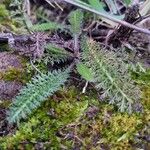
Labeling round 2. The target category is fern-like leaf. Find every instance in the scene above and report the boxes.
[30,22,64,31]
[69,9,83,35]
[81,38,140,112]
[42,54,69,66]
[45,44,70,65]
[7,69,70,123]
[46,44,70,56]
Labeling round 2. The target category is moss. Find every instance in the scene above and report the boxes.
[102,113,142,142]
[0,100,11,108]
[0,67,23,81]
[4,67,33,83]
[0,4,14,31]
[0,4,9,18]
[0,3,26,32]
[65,103,142,149]
[0,57,34,84]
[0,68,150,150]
[2,0,11,7]
[0,87,89,149]
[142,86,150,110]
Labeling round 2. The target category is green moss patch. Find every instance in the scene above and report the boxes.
[0,86,149,149]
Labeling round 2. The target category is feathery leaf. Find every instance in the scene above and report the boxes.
[46,44,70,56]
[30,22,64,31]
[80,38,140,112]
[7,69,70,123]
[69,9,83,35]
[45,44,70,65]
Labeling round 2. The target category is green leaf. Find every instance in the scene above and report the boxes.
[77,62,94,81]
[69,9,83,35]
[30,22,64,31]
[46,44,69,56]
[124,0,131,6]
[45,44,70,65]
[7,69,70,124]
[88,0,105,12]
[81,38,140,112]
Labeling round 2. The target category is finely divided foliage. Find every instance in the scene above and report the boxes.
[69,9,83,35]
[44,44,70,65]
[31,22,64,31]
[7,9,83,124]
[80,38,140,112]
[7,8,141,124]
[7,69,70,123]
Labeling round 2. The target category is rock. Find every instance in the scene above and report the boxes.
[0,52,23,100]
[0,52,22,72]
[0,80,22,100]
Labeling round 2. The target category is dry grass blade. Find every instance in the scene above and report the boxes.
[62,0,150,35]
[140,0,150,16]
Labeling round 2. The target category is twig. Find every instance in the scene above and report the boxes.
[62,0,150,35]
[44,0,55,8]
[30,59,44,75]
[82,81,88,94]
